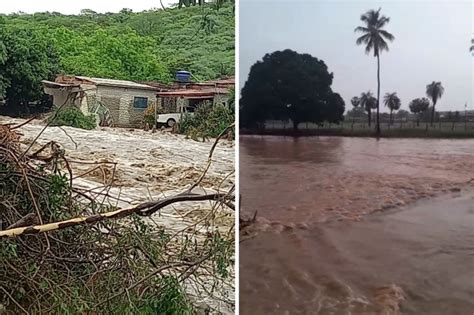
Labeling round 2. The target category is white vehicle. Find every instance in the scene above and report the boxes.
[156,105,196,127]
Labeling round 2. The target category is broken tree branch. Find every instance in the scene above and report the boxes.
[188,122,234,192]
[0,192,230,238]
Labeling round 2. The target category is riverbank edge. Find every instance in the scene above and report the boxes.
[240,128,474,139]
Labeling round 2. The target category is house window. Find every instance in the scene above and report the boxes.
[133,96,148,109]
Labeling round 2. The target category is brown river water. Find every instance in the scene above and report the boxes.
[239,136,474,315]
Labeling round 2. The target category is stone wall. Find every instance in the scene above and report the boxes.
[95,86,157,128]
[81,86,97,115]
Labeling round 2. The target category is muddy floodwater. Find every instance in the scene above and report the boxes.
[240,136,474,314]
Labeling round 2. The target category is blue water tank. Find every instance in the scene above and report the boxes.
[176,71,191,83]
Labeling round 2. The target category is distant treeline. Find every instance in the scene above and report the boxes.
[0,4,234,109]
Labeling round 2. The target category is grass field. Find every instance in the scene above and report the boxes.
[242,120,474,138]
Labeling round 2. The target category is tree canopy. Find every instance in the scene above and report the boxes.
[0,25,59,107]
[359,91,377,126]
[239,49,345,130]
[409,97,430,115]
[354,8,394,57]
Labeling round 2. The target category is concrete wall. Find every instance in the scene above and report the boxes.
[95,86,157,128]
[44,87,84,108]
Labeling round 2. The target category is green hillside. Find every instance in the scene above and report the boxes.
[0,4,234,107]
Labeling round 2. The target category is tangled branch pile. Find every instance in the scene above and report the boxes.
[0,121,234,314]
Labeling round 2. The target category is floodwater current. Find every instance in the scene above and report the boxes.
[240,136,474,314]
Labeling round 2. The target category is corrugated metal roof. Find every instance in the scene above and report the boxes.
[42,80,80,88]
[75,76,157,90]
[157,87,229,98]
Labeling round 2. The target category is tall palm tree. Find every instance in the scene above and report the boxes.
[360,91,377,126]
[383,92,401,124]
[355,8,395,136]
[426,81,444,126]
[470,39,474,52]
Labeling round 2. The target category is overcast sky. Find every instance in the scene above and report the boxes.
[0,0,177,14]
[240,0,473,112]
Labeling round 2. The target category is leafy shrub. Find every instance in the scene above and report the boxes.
[48,106,97,130]
[179,102,234,139]
[143,103,156,127]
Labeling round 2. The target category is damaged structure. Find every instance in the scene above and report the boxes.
[42,76,158,127]
[43,75,234,128]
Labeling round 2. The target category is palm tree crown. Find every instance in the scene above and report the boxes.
[383,92,401,111]
[426,81,444,105]
[355,8,395,57]
[360,91,377,111]
[351,96,360,107]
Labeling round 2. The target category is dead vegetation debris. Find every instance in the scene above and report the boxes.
[0,119,235,314]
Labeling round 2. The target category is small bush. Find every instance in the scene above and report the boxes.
[48,106,96,130]
[180,103,234,140]
[143,103,156,127]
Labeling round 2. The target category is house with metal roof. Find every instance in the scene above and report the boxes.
[42,75,159,128]
[42,75,234,128]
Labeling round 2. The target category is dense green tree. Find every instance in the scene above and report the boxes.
[383,92,401,124]
[52,27,170,81]
[347,97,364,120]
[425,81,444,126]
[409,97,430,126]
[351,96,360,108]
[359,91,377,126]
[240,49,345,131]
[0,39,7,99]
[0,17,8,98]
[1,3,234,85]
[177,0,233,9]
[395,109,410,120]
[355,8,395,136]
[0,25,59,112]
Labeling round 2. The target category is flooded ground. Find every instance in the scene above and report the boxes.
[240,135,474,314]
[0,116,235,313]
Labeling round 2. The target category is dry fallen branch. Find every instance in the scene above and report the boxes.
[188,122,235,192]
[0,193,228,238]
[0,117,235,313]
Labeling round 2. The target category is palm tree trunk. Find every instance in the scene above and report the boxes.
[376,54,381,136]
[430,101,436,126]
[390,109,393,125]
[368,110,371,126]
[292,120,299,132]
